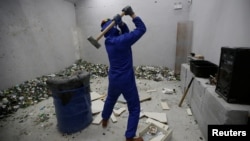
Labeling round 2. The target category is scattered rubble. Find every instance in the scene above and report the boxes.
[0,59,178,119]
[162,88,176,94]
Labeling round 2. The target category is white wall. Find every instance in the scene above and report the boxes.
[1,0,249,90]
[76,0,190,68]
[189,0,250,65]
[0,0,77,90]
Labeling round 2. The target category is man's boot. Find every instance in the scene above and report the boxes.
[101,119,108,128]
[126,137,143,141]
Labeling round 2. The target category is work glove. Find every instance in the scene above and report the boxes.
[122,5,134,16]
[113,14,122,26]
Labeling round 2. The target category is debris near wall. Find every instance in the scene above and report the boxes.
[134,66,176,81]
[58,59,109,77]
[0,59,177,119]
[59,59,177,81]
[0,76,51,119]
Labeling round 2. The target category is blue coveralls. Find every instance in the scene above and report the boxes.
[101,17,146,138]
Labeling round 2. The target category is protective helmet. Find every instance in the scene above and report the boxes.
[101,18,111,30]
[100,18,120,37]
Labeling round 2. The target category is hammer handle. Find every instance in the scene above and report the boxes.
[96,12,125,41]
[178,77,194,107]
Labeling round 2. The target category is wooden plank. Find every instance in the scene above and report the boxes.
[174,21,193,75]
[118,94,151,103]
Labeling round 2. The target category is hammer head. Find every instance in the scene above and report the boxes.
[87,36,101,49]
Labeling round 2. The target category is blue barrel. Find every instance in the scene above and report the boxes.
[46,71,92,134]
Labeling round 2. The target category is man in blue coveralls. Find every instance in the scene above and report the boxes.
[100,6,146,141]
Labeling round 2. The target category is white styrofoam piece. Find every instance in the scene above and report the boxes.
[111,113,117,123]
[91,99,104,114]
[162,88,174,94]
[146,89,157,93]
[150,134,165,141]
[118,94,151,103]
[140,94,152,102]
[92,112,102,125]
[144,112,167,123]
[113,107,126,116]
[139,123,173,141]
[140,112,146,118]
[146,118,169,131]
[90,91,104,101]
[187,108,192,116]
[161,101,170,110]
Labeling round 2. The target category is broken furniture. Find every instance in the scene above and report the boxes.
[181,63,250,140]
[46,70,92,134]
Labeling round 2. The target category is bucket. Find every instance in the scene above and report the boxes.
[46,70,92,134]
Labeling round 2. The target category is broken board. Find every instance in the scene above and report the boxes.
[161,101,170,110]
[139,123,173,141]
[144,112,168,123]
[146,118,169,131]
[91,91,105,101]
[91,99,104,114]
[113,107,126,116]
[92,112,102,125]
[187,108,192,116]
[118,94,151,103]
[174,21,193,75]
[111,113,117,123]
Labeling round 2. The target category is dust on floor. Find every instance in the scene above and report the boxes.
[0,77,204,141]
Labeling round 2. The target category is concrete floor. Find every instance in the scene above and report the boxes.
[0,77,204,141]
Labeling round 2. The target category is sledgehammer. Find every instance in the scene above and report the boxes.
[87,12,125,49]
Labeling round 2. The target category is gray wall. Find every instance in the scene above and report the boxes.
[1,0,250,90]
[76,0,190,68]
[189,0,250,65]
[0,0,78,90]
[77,0,250,68]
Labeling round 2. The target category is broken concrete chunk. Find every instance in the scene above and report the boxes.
[139,123,173,141]
[113,107,126,116]
[162,88,175,94]
[139,94,152,102]
[144,112,167,123]
[140,112,146,118]
[187,108,192,116]
[148,125,158,135]
[92,112,102,125]
[146,89,157,93]
[90,91,105,101]
[160,101,170,110]
[146,118,169,131]
[91,99,104,114]
[111,113,117,123]
[118,94,151,104]
[150,134,165,141]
